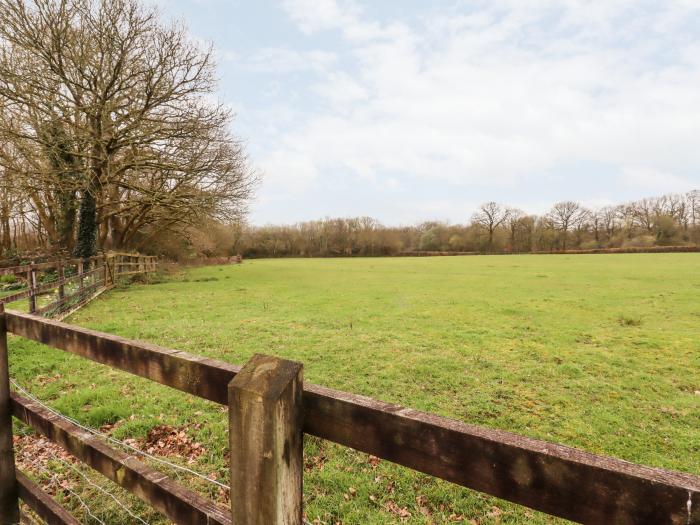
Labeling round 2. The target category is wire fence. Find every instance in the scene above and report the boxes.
[7,379,337,525]
[11,379,230,492]
[55,457,149,525]
[0,253,156,319]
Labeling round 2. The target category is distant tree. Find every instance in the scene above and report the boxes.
[448,234,465,251]
[688,190,700,228]
[598,206,619,242]
[504,208,525,252]
[418,230,438,251]
[589,210,602,243]
[472,202,509,252]
[631,198,657,233]
[547,201,588,250]
[659,194,686,225]
[655,215,679,245]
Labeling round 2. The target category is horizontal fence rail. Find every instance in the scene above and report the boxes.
[0,252,157,319]
[16,470,81,525]
[10,391,231,525]
[3,310,700,524]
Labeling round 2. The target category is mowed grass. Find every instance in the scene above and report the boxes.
[8,254,700,524]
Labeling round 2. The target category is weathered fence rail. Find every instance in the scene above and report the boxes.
[1,309,699,524]
[0,252,157,319]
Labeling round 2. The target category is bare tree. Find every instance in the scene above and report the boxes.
[687,190,700,228]
[472,202,509,251]
[631,198,658,233]
[599,206,619,241]
[547,201,588,250]
[661,193,689,229]
[590,210,602,243]
[0,0,256,255]
[504,208,525,252]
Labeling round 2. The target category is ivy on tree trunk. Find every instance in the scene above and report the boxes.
[73,186,97,259]
[41,120,80,252]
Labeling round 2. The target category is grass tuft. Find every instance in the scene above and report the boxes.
[618,314,643,327]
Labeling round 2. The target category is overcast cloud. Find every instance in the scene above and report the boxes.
[162,0,700,224]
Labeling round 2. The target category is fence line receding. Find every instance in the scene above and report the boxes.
[0,253,157,320]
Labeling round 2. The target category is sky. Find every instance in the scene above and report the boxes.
[158,0,700,225]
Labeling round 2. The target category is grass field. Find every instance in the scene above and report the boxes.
[8,254,700,524]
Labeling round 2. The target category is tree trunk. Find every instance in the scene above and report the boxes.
[0,203,10,253]
[74,185,98,259]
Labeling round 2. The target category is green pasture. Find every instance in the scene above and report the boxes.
[7,254,700,523]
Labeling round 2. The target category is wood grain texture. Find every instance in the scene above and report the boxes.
[16,471,80,525]
[229,354,303,525]
[6,311,700,524]
[10,392,231,525]
[0,305,19,525]
[0,256,105,277]
[302,383,700,525]
[5,311,240,402]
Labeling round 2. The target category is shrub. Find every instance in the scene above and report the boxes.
[655,215,680,245]
[579,240,602,250]
[622,235,656,248]
[0,274,17,285]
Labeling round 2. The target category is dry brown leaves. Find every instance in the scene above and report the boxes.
[13,433,79,497]
[305,452,327,472]
[123,424,206,464]
[385,500,412,521]
[14,434,75,474]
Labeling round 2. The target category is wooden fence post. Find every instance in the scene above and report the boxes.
[78,260,84,290]
[103,254,113,286]
[0,304,19,524]
[57,261,65,301]
[27,264,36,314]
[228,354,303,525]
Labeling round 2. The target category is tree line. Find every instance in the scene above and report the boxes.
[0,0,256,260]
[225,190,700,259]
[0,1,696,263]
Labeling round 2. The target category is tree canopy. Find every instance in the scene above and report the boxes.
[0,0,256,256]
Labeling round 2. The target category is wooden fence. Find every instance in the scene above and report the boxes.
[0,309,698,524]
[0,253,157,319]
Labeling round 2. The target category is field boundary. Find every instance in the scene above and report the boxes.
[241,245,699,259]
[0,310,698,524]
[0,252,157,319]
[399,245,699,257]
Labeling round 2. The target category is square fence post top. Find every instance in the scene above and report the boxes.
[229,354,303,400]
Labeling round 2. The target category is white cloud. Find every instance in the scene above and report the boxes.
[263,1,700,196]
[244,48,337,74]
[620,167,693,194]
[281,0,360,34]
